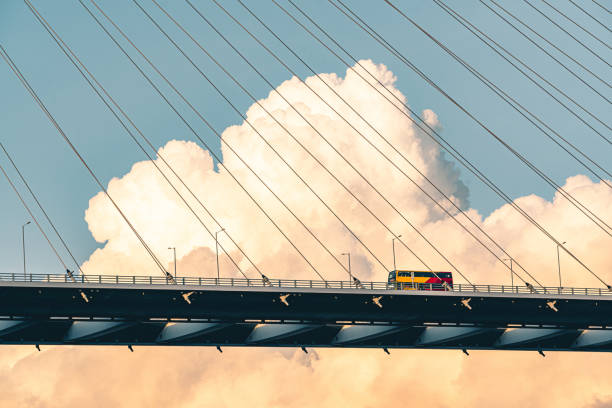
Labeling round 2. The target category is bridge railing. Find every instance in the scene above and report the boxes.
[0,273,610,296]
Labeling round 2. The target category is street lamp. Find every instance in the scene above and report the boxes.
[341,252,352,281]
[503,258,513,287]
[168,247,177,278]
[557,241,566,288]
[22,221,31,278]
[392,234,402,271]
[215,228,225,280]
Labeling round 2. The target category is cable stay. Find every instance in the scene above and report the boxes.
[1,143,85,275]
[0,144,90,301]
[213,0,478,285]
[0,43,174,284]
[0,158,68,272]
[411,1,612,187]
[185,0,462,282]
[434,0,612,143]
[522,0,611,68]
[334,0,611,286]
[569,0,612,33]
[27,0,257,281]
[335,0,612,287]
[135,0,393,277]
[84,0,333,282]
[484,0,612,100]
[379,0,612,236]
[540,0,612,51]
[271,0,547,287]
[3,0,608,290]
[590,0,611,15]
[274,0,610,288]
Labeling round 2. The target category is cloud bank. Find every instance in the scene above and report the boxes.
[3,60,611,407]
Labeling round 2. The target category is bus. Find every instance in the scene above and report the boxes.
[388,270,453,291]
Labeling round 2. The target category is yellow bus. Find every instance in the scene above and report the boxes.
[388,270,453,290]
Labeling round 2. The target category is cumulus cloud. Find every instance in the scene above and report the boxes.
[4,60,611,406]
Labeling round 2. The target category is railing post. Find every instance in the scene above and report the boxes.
[294,279,297,288]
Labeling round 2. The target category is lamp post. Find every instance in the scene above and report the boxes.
[341,252,352,281]
[503,258,513,287]
[392,234,402,271]
[22,221,31,278]
[215,228,225,280]
[168,247,176,278]
[557,241,566,288]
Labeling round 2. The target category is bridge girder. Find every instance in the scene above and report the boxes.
[0,280,610,352]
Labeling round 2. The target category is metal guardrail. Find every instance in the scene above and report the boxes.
[0,272,611,297]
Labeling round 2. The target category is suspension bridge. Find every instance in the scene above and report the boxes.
[0,0,610,355]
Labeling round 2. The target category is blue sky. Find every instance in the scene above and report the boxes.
[0,0,610,275]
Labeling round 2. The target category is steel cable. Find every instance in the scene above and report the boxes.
[87,0,335,281]
[52,0,257,280]
[332,0,612,287]
[0,42,174,282]
[333,0,611,286]
[275,0,611,288]
[0,153,68,271]
[214,0,478,284]
[380,0,612,236]
[435,0,612,143]
[570,0,612,33]
[522,0,611,68]
[377,0,612,235]
[186,0,443,277]
[541,0,612,51]
[1,142,85,274]
[485,0,612,99]
[141,0,392,275]
[272,0,549,286]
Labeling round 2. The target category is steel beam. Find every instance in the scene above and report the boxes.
[572,330,612,348]
[494,328,569,347]
[332,325,402,344]
[0,320,32,336]
[415,326,489,346]
[156,322,228,343]
[246,324,319,343]
[64,321,132,341]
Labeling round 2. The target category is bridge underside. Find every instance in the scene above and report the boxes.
[2,319,612,353]
[0,281,611,352]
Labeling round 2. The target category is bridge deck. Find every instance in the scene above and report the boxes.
[0,274,610,352]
